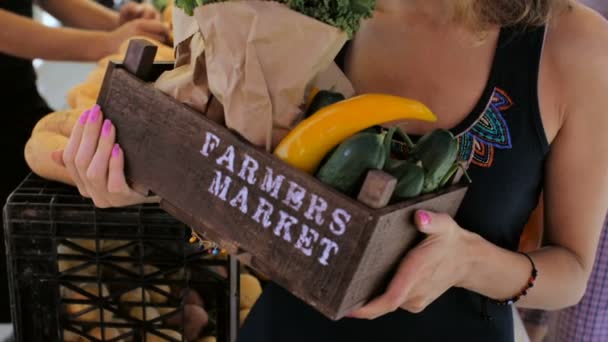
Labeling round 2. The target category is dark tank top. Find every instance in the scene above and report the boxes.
[237,25,549,342]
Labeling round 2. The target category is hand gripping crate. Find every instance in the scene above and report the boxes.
[97,40,468,320]
[3,174,239,342]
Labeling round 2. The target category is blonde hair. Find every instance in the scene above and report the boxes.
[454,0,570,29]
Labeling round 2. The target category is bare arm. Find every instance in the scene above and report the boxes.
[462,6,608,310]
[0,6,168,62]
[37,0,120,31]
[37,0,162,31]
[0,9,112,61]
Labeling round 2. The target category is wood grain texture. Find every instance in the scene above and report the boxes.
[98,65,375,319]
[124,39,158,81]
[97,45,470,319]
[357,170,397,209]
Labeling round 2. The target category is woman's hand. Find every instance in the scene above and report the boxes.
[52,105,159,208]
[348,210,476,319]
[119,2,161,25]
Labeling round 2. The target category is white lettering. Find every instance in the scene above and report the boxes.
[260,167,284,199]
[273,211,298,242]
[295,224,319,257]
[216,146,235,172]
[329,209,351,236]
[229,186,249,214]
[304,194,328,226]
[200,132,221,157]
[252,197,273,228]
[318,238,339,266]
[208,170,232,200]
[283,181,306,211]
[238,155,259,185]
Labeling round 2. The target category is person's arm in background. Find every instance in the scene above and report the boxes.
[36,0,160,31]
[0,9,168,61]
[0,0,168,62]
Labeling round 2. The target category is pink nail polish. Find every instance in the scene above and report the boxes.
[79,110,90,125]
[112,144,121,158]
[102,119,112,137]
[418,211,431,225]
[88,104,101,123]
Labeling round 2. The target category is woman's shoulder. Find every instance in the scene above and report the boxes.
[545,3,608,84]
[543,2,608,132]
[546,2,608,60]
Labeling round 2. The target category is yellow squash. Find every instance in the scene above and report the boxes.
[274,94,437,173]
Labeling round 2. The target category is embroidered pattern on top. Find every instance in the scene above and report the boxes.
[457,87,513,168]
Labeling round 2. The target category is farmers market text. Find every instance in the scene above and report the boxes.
[200,131,351,267]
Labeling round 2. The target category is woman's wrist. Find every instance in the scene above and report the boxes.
[455,228,483,289]
[91,31,117,61]
[456,230,537,302]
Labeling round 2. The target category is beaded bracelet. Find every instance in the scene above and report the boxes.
[494,252,538,305]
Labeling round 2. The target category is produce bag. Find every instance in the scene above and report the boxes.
[155,33,210,114]
[155,0,372,151]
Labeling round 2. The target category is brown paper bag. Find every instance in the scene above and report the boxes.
[195,1,348,150]
[156,1,351,151]
[155,33,211,114]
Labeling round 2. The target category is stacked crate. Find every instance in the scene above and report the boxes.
[3,174,239,342]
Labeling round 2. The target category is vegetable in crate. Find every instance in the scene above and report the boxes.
[274,94,437,173]
[389,160,425,200]
[305,90,346,118]
[411,129,459,193]
[380,126,424,200]
[316,131,387,196]
[175,0,376,37]
[382,127,466,201]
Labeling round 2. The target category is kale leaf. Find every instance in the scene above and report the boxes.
[174,0,375,37]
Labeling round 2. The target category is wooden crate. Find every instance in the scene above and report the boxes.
[98,40,468,320]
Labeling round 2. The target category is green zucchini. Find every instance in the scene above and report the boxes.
[383,126,415,170]
[411,129,458,193]
[389,160,425,200]
[305,90,346,118]
[316,132,387,196]
[383,127,400,171]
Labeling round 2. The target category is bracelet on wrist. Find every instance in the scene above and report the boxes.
[493,252,538,306]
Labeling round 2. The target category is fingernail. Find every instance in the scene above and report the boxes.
[88,104,101,123]
[79,110,90,125]
[112,144,120,158]
[418,211,432,226]
[102,119,112,137]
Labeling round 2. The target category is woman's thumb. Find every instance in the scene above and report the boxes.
[414,210,450,235]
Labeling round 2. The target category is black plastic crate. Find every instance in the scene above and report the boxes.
[4,174,239,342]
